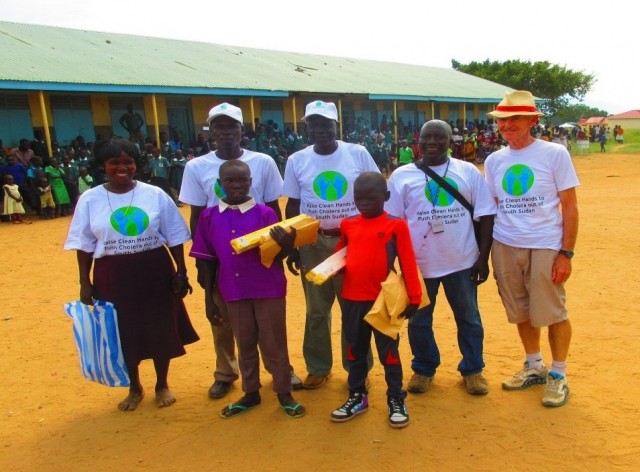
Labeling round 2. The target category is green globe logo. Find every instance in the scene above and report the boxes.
[424,177,457,206]
[110,207,149,236]
[313,171,348,201]
[502,164,535,196]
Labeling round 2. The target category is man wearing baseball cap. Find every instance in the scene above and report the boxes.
[283,100,378,389]
[180,103,303,398]
[484,91,579,407]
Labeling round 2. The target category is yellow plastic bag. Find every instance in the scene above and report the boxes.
[364,268,430,339]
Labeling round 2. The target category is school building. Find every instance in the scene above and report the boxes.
[0,21,514,154]
[606,110,640,130]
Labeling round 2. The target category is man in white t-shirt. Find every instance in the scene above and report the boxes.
[283,100,378,389]
[386,119,496,396]
[485,91,579,408]
[179,103,292,399]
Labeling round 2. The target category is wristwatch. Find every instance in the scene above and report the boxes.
[558,249,574,259]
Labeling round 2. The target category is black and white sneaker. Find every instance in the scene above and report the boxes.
[387,397,409,428]
[330,393,369,422]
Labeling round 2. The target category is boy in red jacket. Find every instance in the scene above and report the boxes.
[330,172,422,428]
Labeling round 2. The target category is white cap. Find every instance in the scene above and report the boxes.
[302,100,339,121]
[206,103,243,125]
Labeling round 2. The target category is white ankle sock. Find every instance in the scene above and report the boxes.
[550,360,567,377]
[526,353,544,370]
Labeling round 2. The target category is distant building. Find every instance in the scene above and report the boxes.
[607,110,640,130]
[579,117,609,126]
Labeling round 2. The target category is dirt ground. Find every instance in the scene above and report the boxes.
[1,153,639,472]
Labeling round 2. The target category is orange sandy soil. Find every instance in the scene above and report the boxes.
[1,153,639,472]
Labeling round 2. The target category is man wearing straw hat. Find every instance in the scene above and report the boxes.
[485,91,579,407]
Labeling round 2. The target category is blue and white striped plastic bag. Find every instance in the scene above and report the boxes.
[64,300,130,387]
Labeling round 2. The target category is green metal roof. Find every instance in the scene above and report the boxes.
[0,21,511,102]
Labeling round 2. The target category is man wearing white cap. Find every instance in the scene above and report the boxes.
[180,102,295,399]
[283,100,378,389]
[485,91,579,407]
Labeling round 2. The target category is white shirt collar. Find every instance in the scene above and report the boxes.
[219,197,256,213]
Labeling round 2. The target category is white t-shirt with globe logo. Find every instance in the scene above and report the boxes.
[386,158,496,278]
[64,182,190,258]
[179,150,283,208]
[484,139,579,250]
[282,141,379,229]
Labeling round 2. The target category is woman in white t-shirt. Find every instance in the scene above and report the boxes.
[65,139,199,412]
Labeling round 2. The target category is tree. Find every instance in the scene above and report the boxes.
[553,104,609,126]
[451,59,597,118]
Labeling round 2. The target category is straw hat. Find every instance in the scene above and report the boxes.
[488,91,544,118]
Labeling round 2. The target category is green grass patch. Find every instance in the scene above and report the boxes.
[570,128,640,155]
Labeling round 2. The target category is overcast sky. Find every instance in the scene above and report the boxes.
[1,0,635,115]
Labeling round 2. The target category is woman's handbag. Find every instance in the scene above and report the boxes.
[64,300,130,387]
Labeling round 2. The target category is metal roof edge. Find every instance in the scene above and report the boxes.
[369,94,503,103]
[0,81,289,97]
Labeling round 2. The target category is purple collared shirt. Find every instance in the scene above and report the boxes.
[189,199,286,302]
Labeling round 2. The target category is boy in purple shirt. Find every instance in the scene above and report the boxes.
[190,160,305,419]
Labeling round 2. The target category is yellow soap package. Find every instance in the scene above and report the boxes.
[229,214,320,268]
[258,216,321,268]
[305,247,347,285]
[230,214,319,254]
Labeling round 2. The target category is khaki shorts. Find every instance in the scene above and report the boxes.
[491,240,567,328]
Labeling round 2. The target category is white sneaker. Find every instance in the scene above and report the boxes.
[387,396,409,429]
[330,393,369,422]
[502,362,548,390]
[542,374,569,407]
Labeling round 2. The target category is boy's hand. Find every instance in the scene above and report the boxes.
[270,226,296,252]
[399,304,419,320]
[205,299,224,326]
